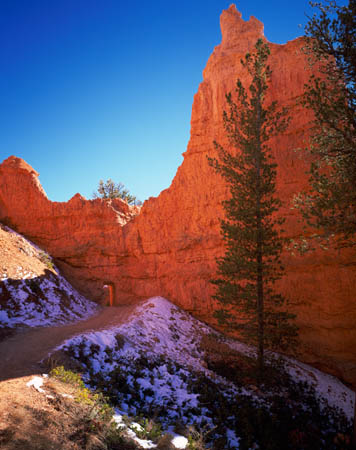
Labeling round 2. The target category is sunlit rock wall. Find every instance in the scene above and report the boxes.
[1,5,355,388]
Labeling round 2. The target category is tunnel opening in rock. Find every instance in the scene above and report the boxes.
[103,283,114,306]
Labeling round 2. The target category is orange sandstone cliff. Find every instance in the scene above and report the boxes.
[0,5,355,388]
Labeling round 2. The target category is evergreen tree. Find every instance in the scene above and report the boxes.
[296,1,356,443]
[294,0,356,247]
[208,39,298,379]
[92,179,141,205]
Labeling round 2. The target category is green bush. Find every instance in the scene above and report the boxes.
[134,417,163,442]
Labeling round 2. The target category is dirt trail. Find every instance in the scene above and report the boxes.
[0,304,141,381]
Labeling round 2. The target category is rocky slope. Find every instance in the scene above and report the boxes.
[0,5,355,388]
[54,296,354,448]
[0,224,98,332]
[1,297,353,450]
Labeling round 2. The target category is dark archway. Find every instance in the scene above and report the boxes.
[103,283,115,306]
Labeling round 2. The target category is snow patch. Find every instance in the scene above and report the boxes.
[26,376,45,394]
[171,435,189,449]
[55,296,354,449]
[1,226,99,329]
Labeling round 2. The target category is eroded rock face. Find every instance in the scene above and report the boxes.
[0,5,355,388]
[0,155,140,305]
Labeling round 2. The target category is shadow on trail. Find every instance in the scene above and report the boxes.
[0,293,141,382]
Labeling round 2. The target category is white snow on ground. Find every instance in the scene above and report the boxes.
[125,429,156,449]
[59,297,246,402]
[226,336,355,419]
[0,271,99,328]
[26,376,45,393]
[112,410,189,449]
[57,297,242,447]
[284,356,355,420]
[113,413,157,448]
[27,372,188,449]
[59,297,209,372]
[26,376,160,449]
[1,267,38,281]
[56,296,354,449]
[171,435,189,449]
[0,230,99,328]
[59,297,354,419]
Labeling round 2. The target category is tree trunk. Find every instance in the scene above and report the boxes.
[353,389,356,448]
[256,99,264,384]
[257,239,264,383]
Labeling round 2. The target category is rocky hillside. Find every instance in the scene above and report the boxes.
[0,225,354,448]
[0,4,355,390]
[0,224,98,336]
[1,296,354,449]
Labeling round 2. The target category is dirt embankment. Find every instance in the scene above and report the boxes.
[0,304,142,449]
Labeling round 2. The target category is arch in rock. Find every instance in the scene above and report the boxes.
[103,283,115,307]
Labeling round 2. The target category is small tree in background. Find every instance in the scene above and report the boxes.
[208,39,298,380]
[92,179,142,205]
[294,0,356,248]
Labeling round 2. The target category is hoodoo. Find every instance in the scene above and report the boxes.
[0,5,355,388]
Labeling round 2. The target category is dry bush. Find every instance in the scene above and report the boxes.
[42,350,83,373]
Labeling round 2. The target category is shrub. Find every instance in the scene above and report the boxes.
[92,179,142,206]
[38,250,54,270]
[134,417,163,442]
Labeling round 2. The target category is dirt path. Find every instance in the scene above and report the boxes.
[0,304,141,381]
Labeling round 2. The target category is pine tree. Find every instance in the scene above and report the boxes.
[294,0,356,247]
[208,39,298,379]
[295,1,356,443]
[92,179,141,205]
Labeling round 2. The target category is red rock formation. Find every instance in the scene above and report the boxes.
[0,5,355,388]
[0,155,139,304]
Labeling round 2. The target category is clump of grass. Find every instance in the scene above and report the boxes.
[50,365,85,387]
[186,425,213,449]
[50,366,113,423]
[134,417,163,442]
[155,433,176,449]
[49,366,124,448]
[38,250,54,270]
[49,366,171,449]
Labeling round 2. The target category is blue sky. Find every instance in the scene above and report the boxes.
[1,0,316,202]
